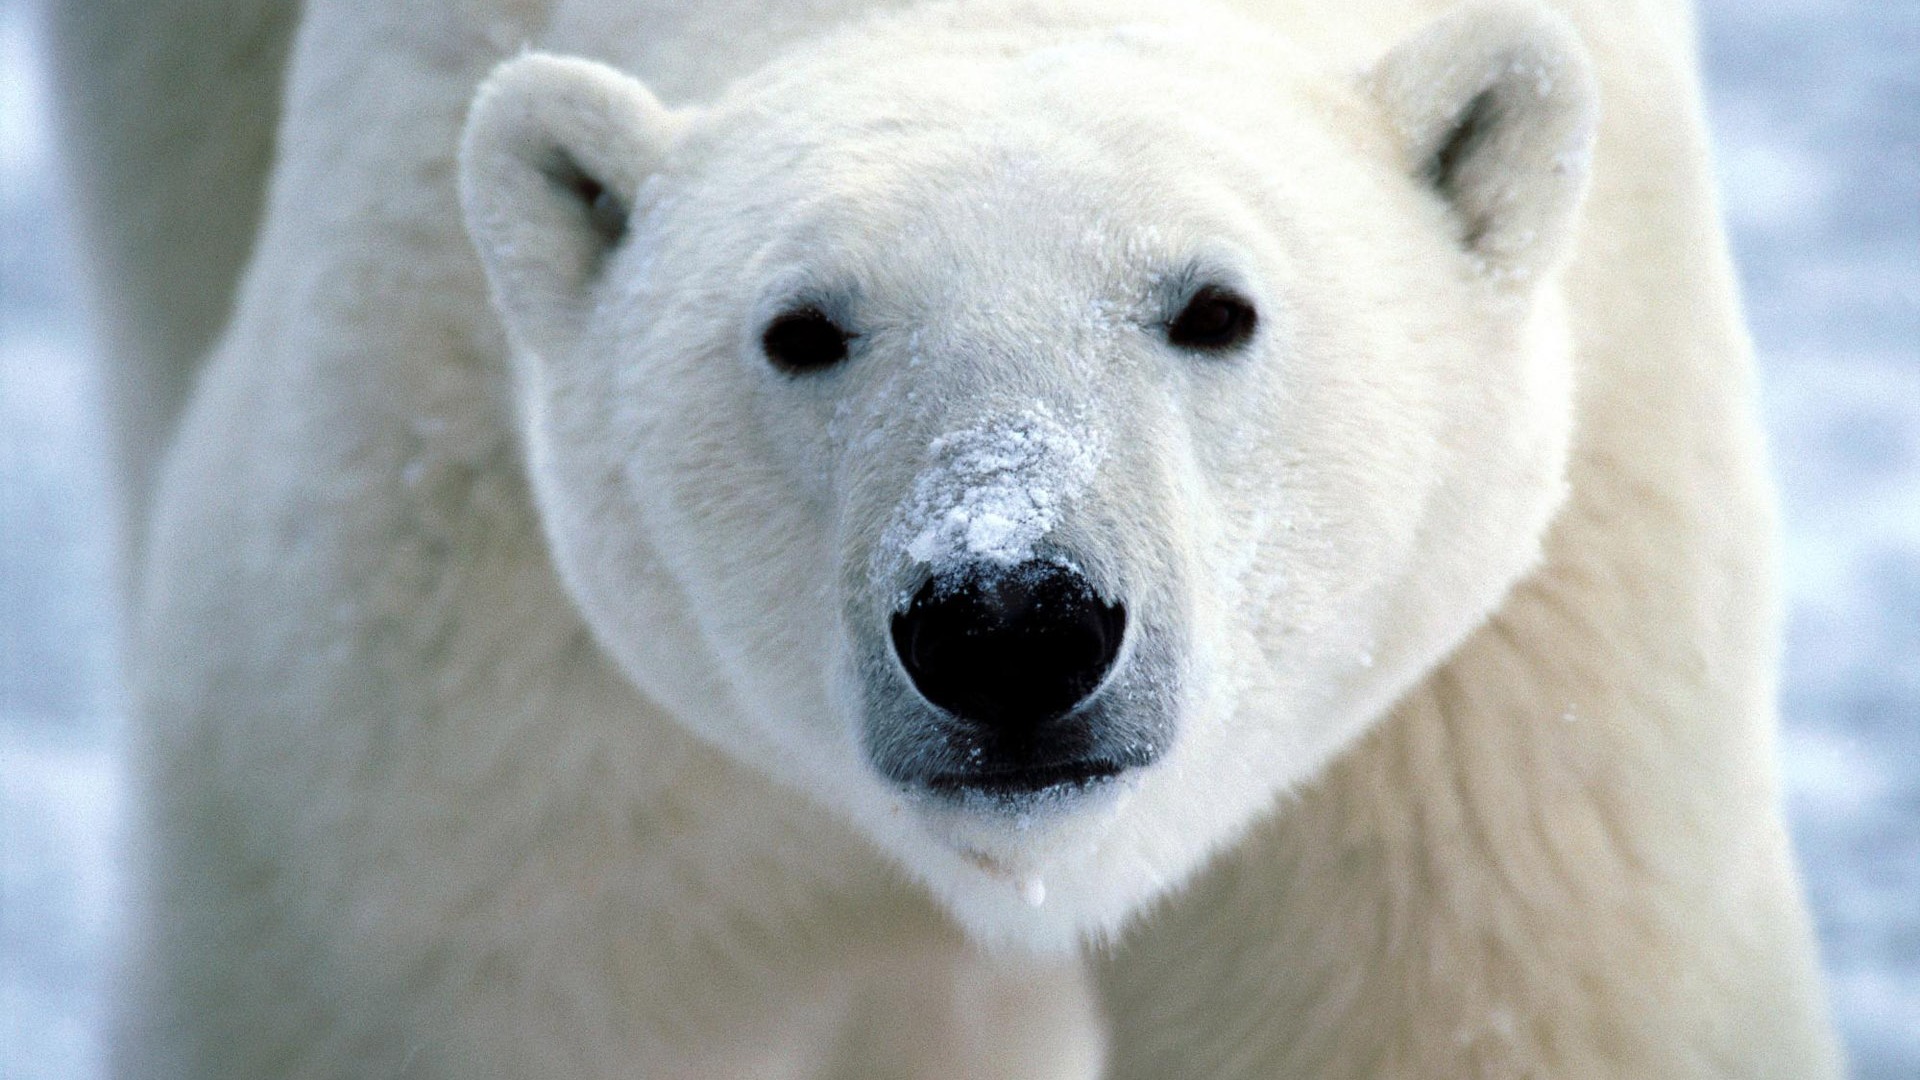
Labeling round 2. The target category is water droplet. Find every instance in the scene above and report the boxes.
[1018,877,1047,907]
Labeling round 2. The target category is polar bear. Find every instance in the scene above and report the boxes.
[50,0,1842,1076]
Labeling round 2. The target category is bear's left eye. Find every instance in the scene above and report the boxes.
[762,308,852,374]
[1167,286,1258,352]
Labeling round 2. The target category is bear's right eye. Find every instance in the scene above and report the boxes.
[1167,286,1258,352]
[762,309,852,374]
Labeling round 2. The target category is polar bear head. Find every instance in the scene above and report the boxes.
[460,0,1597,948]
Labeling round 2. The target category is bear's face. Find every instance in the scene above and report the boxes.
[461,3,1596,946]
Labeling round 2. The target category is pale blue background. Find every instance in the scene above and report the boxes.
[2,1,1914,1075]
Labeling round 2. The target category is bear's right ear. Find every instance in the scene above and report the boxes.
[1367,2,1598,285]
[459,53,681,360]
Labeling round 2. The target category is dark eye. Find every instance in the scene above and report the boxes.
[1167,286,1257,351]
[762,308,851,373]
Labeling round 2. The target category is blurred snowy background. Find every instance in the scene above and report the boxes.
[1,0,1913,1075]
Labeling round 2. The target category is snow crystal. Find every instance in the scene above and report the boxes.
[890,405,1104,572]
[1551,145,1592,176]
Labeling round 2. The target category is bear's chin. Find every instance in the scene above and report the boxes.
[859,766,1155,947]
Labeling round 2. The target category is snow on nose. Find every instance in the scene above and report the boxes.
[889,404,1105,574]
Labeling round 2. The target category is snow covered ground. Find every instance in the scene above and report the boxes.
[2,1,1914,1075]
[1699,3,1920,1072]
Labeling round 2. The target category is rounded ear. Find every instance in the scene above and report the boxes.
[1368,1,1599,285]
[459,53,681,360]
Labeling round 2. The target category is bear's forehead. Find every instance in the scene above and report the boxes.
[709,129,1250,321]
[692,16,1349,169]
[685,73,1279,253]
[674,27,1380,248]
[638,25,1398,325]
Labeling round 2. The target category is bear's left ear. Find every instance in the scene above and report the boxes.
[459,53,683,360]
[1368,1,1599,284]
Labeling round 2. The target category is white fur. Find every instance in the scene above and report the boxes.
[53,0,1843,1076]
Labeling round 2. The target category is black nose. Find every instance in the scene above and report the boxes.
[891,562,1126,734]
